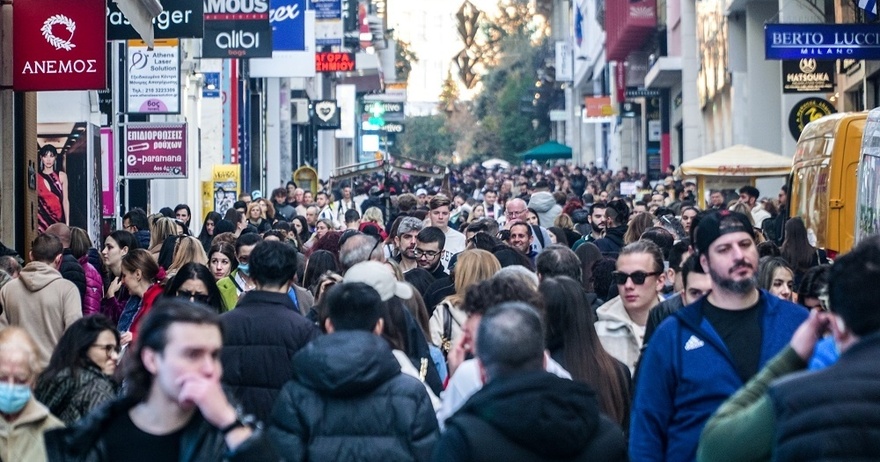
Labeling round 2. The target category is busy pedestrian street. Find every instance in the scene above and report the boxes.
[1,0,880,460]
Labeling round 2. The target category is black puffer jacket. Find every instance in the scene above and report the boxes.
[594,225,627,257]
[220,290,320,421]
[60,249,86,302]
[44,395,278,461]
[268,331,439,462]
[435,371,627,461]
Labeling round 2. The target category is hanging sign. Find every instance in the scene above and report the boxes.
[765,24,880,60]
[107,0,204,40]
[127,39,181,114]
[13,0,107,91]
[124,123,188,179]
[203,0,273,58]
[788,97,836,141]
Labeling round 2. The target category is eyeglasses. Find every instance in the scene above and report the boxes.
[91,344,121,355]
[178,291,211,304]
[611,271,661,285]
[413,249,440,259]
[506,209,526,217]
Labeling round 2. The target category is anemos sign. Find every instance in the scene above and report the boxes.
[13,0,106,91]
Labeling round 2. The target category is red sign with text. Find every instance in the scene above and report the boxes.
[315,52,355,73]
[13,0,107,91]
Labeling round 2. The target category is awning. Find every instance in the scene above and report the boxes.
[520,141,573,161]
[680,145,793,177]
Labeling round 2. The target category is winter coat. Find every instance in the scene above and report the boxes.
[44,395,278,462]
[78,255,104,316]
[594,294,662,374]
[528,191,563,228]
[100,282,130,325]
[0,397,64,462]
[435,371,627,461]
[60,249,87,302]
[127,283,164,342]
[268,331,439,462]
[133,230,151,250]
[594,224,627,257]
[217,269,246,311]
[630,291,807,462]
[220,290,320,421]
[0,261,82,367]
[34,363,117,425]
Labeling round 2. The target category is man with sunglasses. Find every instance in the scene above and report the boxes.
[594,240,666,374]
[630,210,807,462]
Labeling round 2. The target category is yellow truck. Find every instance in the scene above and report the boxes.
[789,111,867,259]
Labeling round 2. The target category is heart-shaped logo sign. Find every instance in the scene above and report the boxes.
[315,101,336,122]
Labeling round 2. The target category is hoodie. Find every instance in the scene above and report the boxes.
[437,371,627,461]
[528,191,563,228]
[268,331,439,462]
[0,262,82,367]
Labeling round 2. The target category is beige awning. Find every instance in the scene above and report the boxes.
[680,145,793,177]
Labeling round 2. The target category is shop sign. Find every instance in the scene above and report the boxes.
[316,52,355,72]
[782,59,835,93]
[124,123,188,179]
[766,24,880,60]
[127,39,180,114]
[107,0,203,39]
[788,97,836,141]
[13,0,106,91]
[203,0,272,58]
[312,100,341,129]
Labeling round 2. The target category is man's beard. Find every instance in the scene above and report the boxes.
[709,262,757,295]
[590,221,604,233]
[401,248,416,261]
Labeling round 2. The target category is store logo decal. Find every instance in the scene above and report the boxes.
[315,101,336,121]
[42,15,76,51]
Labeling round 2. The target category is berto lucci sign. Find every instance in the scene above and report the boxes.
[13,0,106,91]
[766,24,880,60]
[203,0,273,58]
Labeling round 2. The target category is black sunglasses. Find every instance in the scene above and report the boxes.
[611,270,661,285]
[178,291,211,304]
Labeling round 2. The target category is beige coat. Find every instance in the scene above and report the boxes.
[0,262,82,367]
[0,397,64,462]
[594,294,661,374]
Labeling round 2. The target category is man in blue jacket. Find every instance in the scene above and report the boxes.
[630,210,807,461]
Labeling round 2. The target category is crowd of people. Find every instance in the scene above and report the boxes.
[0,160,877,461]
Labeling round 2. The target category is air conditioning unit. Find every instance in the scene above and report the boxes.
[291,99,310,125]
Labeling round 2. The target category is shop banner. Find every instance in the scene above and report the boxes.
[782,59,835,93]
[107,0,204,40]
[765,24,880,60]
[270,0,307,50]
[203,0,272,58]
[127,39,180,114]
[124,123,187,179]
[313,0,343,46]
[13,0,106,91]
[100,127,116,217]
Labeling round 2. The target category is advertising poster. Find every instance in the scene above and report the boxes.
[13,0,106,91]
[36,123,97,233]
[124,123,188,179]
[212,165,241,217]
[203,0,272,58]
[100,127,116,218]
[313,0,343,46]
[127,39,180,114]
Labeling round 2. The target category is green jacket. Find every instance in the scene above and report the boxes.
[697,346,806,462]
[217,270,245,312]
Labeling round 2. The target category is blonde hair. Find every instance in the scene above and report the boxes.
[166,236,208,277]
[623,212,656,245]
[247,202,264,220]
[446,249,500,306]
[554,213,574,230]
[363,207,384,225]
[150,217,177,249]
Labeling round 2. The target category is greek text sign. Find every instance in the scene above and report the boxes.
[127,40,180,114]
[13,0,107,91]
[765,24,880,60]
[124,123,188,179]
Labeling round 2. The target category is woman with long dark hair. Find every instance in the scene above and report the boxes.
[302,250,339,296]
[37,144,68,232]
[100,230,138,324]
[540,276,632,429]
[197,211,223,254]
[163,262,224,313]
[292,215,312,244]
[780,217,829,286]
[35,315,120,424]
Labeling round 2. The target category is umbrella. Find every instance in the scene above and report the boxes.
[680,145,792,177]
[481,158,511,169]
[520,141,573,161]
